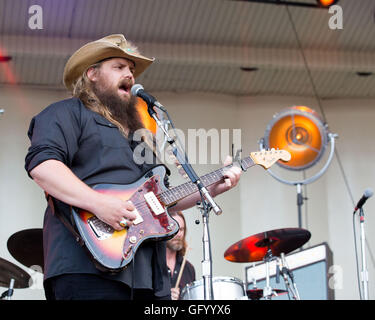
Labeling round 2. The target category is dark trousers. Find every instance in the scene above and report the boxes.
[45,273,170,300]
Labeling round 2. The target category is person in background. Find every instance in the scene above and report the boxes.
[166,211,195,300]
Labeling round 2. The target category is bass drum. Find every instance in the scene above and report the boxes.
[180,276,247,300]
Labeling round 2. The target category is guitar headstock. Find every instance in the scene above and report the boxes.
[250,149,291,169]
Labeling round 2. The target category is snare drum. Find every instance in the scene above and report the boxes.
[180,276,247,300]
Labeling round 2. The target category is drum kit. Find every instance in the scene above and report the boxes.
[0,229,43,300]
[1,227,310,301]
[181,227,311,300]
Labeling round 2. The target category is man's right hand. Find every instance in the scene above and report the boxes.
[171,287,180,300]
[92,193,137,231]
[30,160,137,231]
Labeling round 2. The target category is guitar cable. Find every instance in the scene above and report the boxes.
[131,248,135,300]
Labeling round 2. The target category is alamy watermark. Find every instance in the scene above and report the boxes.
[132,128,242,166]
[328,5,343,30]
[28,5,43,30]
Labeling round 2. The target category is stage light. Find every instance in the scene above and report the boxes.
[0,55,12,62]
[317,0,338,7]
[136,98,157,134]
[260,106,337,228]
[263,106,328,171]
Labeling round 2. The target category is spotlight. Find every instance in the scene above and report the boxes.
[317,0,339,7]
[263,106,328,171]
[0,55,12,62]
[260,106,338,228]
[136,98,157,134]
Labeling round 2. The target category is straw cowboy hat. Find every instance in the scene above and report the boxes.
[63,34,154,91]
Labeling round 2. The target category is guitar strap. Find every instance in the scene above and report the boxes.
[45,192,122,274]
[45,192,85,247]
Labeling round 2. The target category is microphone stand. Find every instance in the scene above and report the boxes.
[358,208,369,300]
[0,278,14,300]
[147,104,221,300]
[280,253,300,300]
[197,200,215,300]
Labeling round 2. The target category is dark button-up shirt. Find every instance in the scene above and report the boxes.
[25,97,171,297]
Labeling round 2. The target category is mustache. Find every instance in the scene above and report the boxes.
[118,78,133,90]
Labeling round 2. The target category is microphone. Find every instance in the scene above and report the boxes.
[131,84,166,116]
[354,188,374,213]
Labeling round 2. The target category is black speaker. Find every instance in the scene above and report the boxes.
[245,242,334,300]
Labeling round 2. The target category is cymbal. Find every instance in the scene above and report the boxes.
[7,229,44,273]
[246,288,288,300]
[224,228,311,262]
[0,257,31,288]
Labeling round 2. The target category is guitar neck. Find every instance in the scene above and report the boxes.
[160,156,255,206]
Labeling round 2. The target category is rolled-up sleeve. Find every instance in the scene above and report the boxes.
[25,100,82,178]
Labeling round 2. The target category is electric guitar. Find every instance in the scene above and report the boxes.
[71,149,291,272]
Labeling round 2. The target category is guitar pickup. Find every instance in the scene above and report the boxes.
[144,192,165,215]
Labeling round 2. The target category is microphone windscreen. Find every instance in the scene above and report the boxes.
[364,188,374,198]
[131,84,144,96]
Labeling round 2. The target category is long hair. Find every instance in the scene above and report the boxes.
[171,211,189,257]
[72,62,132,137]
[71,59,161,164]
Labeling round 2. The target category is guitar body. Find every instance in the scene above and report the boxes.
[71,165,179,272]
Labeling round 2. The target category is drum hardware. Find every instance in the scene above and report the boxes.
[0,257,32,300]
[181,276,247,300]
[279,252,300,300]
[224,228,310,300]
[246,288,288,300]
[1,279,15,300]
[224,228,311,263]
[7,228,44,273]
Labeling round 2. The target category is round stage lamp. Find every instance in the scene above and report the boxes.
[136,97,157,134]
[263,106,328,171]
[259,106,338,229]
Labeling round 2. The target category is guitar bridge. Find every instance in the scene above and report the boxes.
[88,216,114,240]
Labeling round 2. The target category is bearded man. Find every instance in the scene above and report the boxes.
[25,34,241,300]
[166,211,195,300]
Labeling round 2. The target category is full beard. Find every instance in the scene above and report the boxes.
[92,79,144,134]
[167,239,184,252]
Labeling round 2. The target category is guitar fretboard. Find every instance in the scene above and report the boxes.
[159,156,255,206]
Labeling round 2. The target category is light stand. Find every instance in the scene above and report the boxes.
[259,132,337,229]
[145,100,221,300]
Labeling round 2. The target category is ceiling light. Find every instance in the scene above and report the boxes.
[0,56,12,62]
[317,0,339,7]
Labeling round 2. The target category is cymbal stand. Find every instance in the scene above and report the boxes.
[0,278,15,300]
[263,248,276,299]
[280,253,300,300]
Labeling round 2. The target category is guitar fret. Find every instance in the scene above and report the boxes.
[160,156,259,206]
